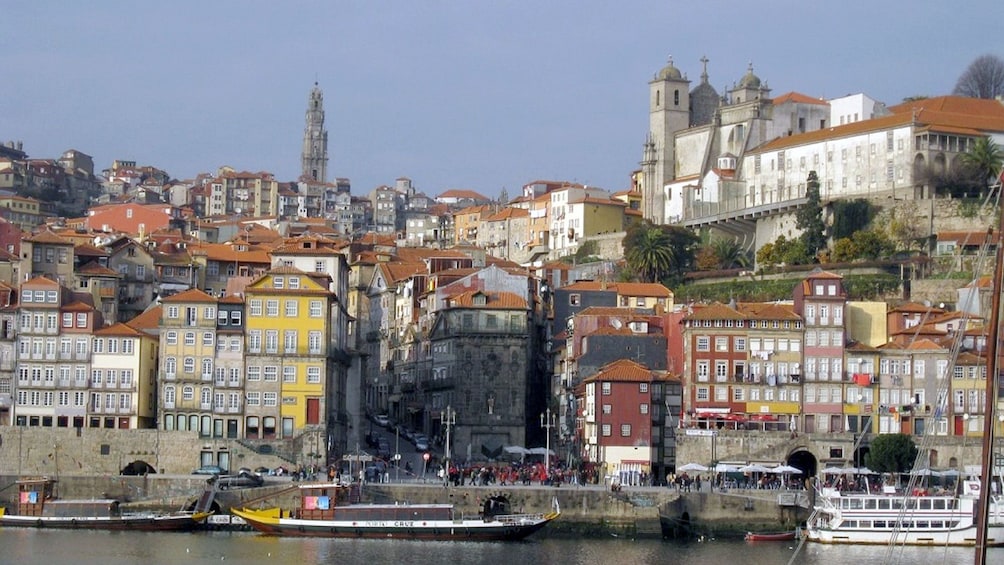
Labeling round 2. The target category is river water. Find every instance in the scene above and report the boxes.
[0,529,998,565]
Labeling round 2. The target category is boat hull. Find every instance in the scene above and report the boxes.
[805,523,1004,546]
[0,511,211,532]
[745,531,797,542]
[231,507,557,541]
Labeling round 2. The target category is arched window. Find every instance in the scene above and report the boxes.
[674,89,679,105]
[656,90,661,107]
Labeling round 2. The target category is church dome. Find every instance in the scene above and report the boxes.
[657,57,683,80]
[738,63,761,89]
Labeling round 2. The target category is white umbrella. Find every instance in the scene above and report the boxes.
[940,469,961,477]
[714,463,739,473]
[914,468,942,477]
[853,466,877,475]
[504,446,529,455]
[821,466,854,475]
[527,447,555,456]
[739,464,772,473]
[677,463,709,473]
[772,465,802,474]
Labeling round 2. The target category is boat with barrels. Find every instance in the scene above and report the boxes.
[231,481,559,540]
[0,477,211,531]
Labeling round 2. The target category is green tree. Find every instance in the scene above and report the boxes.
[625,225,674,283]
[830,237,859,262]
[962,136,1003,195]
[796,171,827,260]
[865,433,919,474]
[711,237,751,269]
[623,221,698,284]
[851,228,896,260]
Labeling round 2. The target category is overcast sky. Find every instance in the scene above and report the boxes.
[2,1,999,198]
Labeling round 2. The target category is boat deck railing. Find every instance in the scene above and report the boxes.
[494,512,545,524]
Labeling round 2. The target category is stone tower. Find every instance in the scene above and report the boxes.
[643,57,690,224]
[301,82,329,182]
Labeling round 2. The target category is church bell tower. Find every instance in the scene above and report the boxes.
[301,83,329,182]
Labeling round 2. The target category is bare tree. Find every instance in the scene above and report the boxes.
[953,54,1004,99]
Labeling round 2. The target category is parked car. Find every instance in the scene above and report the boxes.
[192,465,225,476]
[414,437,429,452]
[215,469,264,490]
[374,414,390,428]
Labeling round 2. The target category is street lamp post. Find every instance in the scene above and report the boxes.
[541,408,556,474]
[442,405,456,487]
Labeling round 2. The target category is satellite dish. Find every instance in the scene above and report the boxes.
[611,319,623,329]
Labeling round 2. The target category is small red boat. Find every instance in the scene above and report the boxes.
[745,529,797,542]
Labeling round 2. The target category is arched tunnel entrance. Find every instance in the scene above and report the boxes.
[787,449,818,486]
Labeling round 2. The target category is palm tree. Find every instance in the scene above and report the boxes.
[962,136,1003,194]
[711,238,751,270]
[626,227,675,283]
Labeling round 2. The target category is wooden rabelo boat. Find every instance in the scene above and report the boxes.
[0,477,210,531]
[231,481,559,541]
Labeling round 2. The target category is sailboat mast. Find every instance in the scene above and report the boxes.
[975,219,1003,564]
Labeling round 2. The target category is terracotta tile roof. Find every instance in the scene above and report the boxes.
[126,306,161,331]
[560,281,672,298]
[888,301,945,314]
[61,300,94,312]
[773,91,828,106]
[94,322,147,337]
[161,288,217,303]
[937,230,998,245]
[583,358,653,383]
[25,229,73,245]
[483,207,530,221]
[685,302,744,320]
[379,261,427,285]
[23,276,60,288]
[903,338,947,350]
[438,189,491,201]
[454,204,492,216]
[956,351,985,365]
[77,262,119,276]
[737,302,800,320]
[73,243,110,257]
[218,294,244,304]
[445,290,528,310]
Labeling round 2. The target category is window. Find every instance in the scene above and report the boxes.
[601,424,611,436]
[309,301,322,317]
[76,313,87,328]
[166,331,178,346]
[696,361,709,382]
[639,382,648,393]
[203,306,215,320]
[602,404,612,414]
[601,382,611,395]
[640,403,649,415]
[247,366,261,381]
[183,357,195,373]
[264,366,278,381]
[620,424,632,437]
[263,392,277,407]
[246,392,260,406]
[284,330,297,353]
[202,332,214,347]
[273,277,284,289]
[307,366,321,383]
[283,366,296,383]
[715,337,728,352]
[249,300,262,317]
[184,332,195,346]
[285,300,298,317]
[696,336,710,352]
[266,300,279,317]
[569,294,580,306]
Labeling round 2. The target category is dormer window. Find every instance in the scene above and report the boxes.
[273,277,284,289]
[473,293,488,306]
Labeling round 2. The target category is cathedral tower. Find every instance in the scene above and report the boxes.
[301,83,329,182]
[642,57,690,224]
